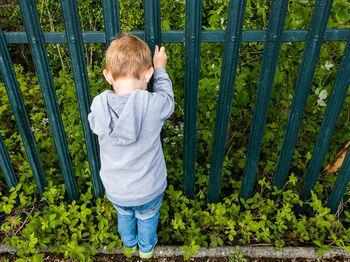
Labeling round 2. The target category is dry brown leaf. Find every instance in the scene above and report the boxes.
[322,141,350,175]
[5,216,16,227]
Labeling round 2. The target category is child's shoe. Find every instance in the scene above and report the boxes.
[123,246,137,258]
[139,240,157,259]
[139,249,154,259]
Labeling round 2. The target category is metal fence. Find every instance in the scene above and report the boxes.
[0,0,349,214]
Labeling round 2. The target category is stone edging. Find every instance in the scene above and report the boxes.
[1,244,349,260]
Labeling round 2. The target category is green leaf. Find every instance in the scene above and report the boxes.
[344,246,350,253]
[229,234,233,241]
[318,89,328,100]
[317,99,327,107]
[183,251,190,260]
[317,248,324,257]
[3,205,12,214]
[313,240,322,247]
[32,254,44,262]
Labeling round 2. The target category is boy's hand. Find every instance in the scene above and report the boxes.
[153,45,167,68]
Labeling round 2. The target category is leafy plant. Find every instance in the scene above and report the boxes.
[0,0,350,261]
[229,246,247,262]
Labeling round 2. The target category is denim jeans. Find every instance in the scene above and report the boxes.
[112,193,163,253]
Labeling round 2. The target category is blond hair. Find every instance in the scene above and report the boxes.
[105,33,152,80]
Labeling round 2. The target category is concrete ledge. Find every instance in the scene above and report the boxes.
[1,244,349,260]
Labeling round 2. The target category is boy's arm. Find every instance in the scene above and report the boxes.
[88,95,102,136]
[153,67,174,121]
[153,45,174,121]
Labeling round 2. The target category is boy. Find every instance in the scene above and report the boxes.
[88,33,174,259]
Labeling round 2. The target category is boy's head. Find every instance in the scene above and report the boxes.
[104,33,152,81]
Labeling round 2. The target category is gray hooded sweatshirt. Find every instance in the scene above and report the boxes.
[88,68,174,206]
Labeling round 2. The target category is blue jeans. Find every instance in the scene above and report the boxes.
[112,193,163,253]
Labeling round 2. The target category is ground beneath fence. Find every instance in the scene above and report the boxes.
[0,253,349,262]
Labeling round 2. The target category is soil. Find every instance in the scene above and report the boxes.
[0,253,349,262]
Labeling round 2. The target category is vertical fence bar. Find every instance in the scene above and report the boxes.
[0,133,18,190]
[0,26,46,194]
[183,0,203,199]
[207,0,247,203]
[143,0,161,92]
[0,24,46,194]
[327,147,350,213]
[102,0,121,48]
[272,0,334,191]
[240,0,289,200]
[60,0,104,199]
[102,0,121,92]
[143,0,161,87]
[18,0,78,201]
[299,36,350,212]
[143,0,161,53]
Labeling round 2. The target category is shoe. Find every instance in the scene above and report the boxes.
[139,239,157,259]
[139,249,154,259]
[123,246,137,258]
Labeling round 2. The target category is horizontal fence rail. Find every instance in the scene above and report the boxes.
[0,0,349,214]
[4,29,350,44]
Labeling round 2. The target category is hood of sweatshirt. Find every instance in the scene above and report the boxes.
[88,90,149,145]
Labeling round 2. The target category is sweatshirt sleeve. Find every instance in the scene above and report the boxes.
[88,96,100,136]
[87,91,109,137]
[153,67,174,121]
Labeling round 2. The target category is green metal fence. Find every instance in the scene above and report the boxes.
[0,0,349,214]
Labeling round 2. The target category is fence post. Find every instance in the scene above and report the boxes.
[240,0,289,200]
[143,0,161,50]
[0,133,18,190]
[183,0,203,199]
[60,0,104,199]
[305,35,350,213]
[143,0,161,92]
[327,147,350,213]
[207,0,247,203]
[102,0,121,48]
[0,24,46,194]
[18,0,78,201]
[273,0,334,198]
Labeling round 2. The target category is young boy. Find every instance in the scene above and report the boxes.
[88,33,174,259]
